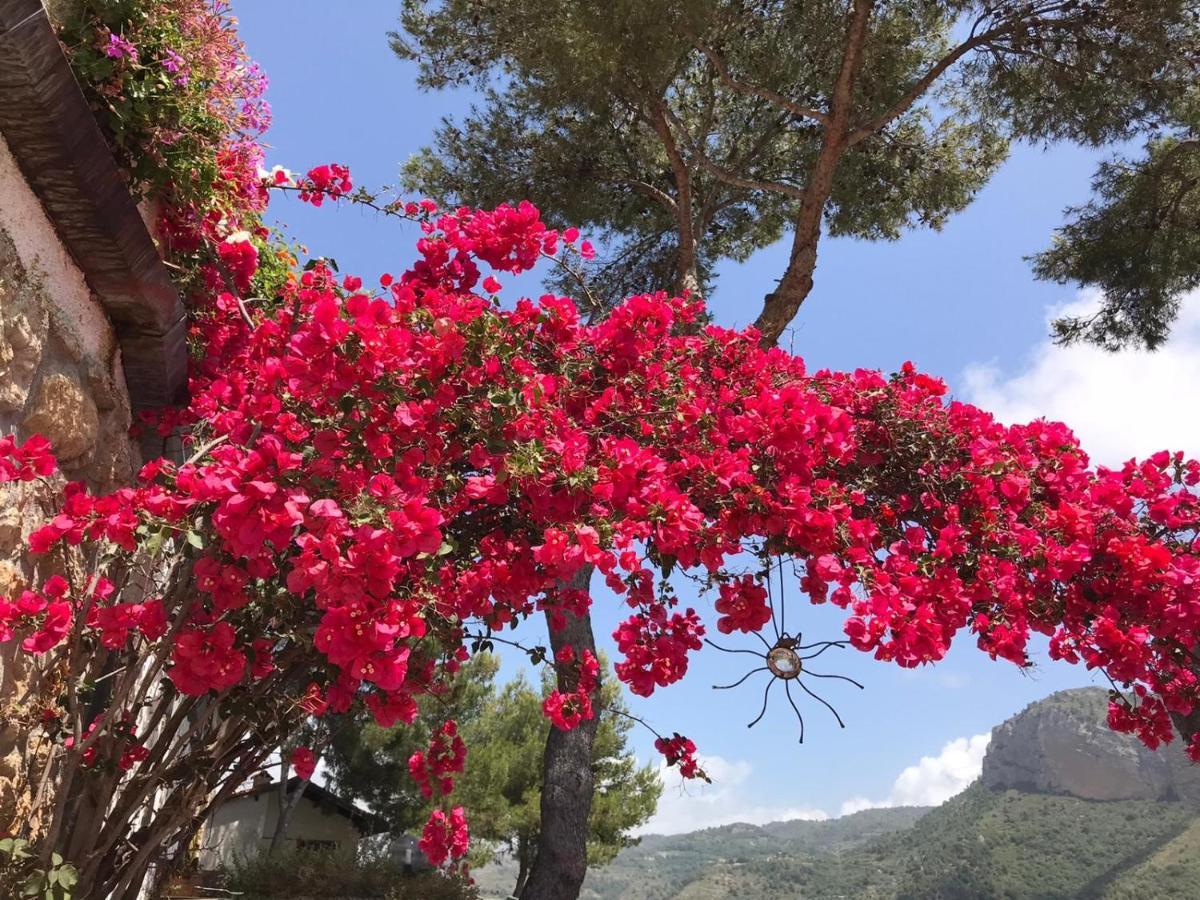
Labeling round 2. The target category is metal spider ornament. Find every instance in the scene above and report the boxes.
[705,561,863,743]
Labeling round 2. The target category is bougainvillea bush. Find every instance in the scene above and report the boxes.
[3,4,1199,900]
[6,181,1200,895]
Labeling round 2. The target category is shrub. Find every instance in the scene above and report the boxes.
[221,847,477,900]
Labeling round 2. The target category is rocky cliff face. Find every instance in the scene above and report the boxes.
[981,687,1200,802]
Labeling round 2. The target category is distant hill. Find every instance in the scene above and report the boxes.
[474,688,1200,899]
[576,806,929,900]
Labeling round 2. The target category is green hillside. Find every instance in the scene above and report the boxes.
[1103,818,1200,900]
[877,784,1197,899]
[473,687,1200,899]
[470,807,928,899]
[576,806,929,900]
[504,786,1200,900]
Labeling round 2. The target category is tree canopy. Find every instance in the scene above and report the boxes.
[1034,127,1200,350]
[396,0,1199,346]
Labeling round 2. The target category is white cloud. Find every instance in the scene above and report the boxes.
[890,734,990,805]
[839,795,882,817]
[641,754,829,835]
[963,290,1200,467]
[838,733,990,816]
[642,735,990,835]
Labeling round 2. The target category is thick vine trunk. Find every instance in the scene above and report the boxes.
[269,774,312,853]
[268,756,311,855]
[520,566,597,900]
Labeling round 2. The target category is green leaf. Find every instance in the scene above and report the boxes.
[21,872,47,896]
[50,853,62,867]
[186,530,205,549]
[57,865,78,888]
[143,528,166,556]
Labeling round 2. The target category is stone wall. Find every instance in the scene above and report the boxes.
[0,128,141,834]
[0,130,139,494]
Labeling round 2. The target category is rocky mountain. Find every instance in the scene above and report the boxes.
[981,687,1200,802]
[475,688,1200,899]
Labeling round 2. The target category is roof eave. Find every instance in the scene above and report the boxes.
[0,0,188,415]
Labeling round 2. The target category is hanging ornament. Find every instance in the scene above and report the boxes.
[705,556,864,743]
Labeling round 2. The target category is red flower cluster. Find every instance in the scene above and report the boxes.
[654,733,707,781]
[295,164,353,206]
[0,434,55,481]
[409,720,467,799]
[613,609,705,698]
[0,575,73,653]
[88,597,167,650]
[170,621,246,695]
[419,806,469,867]
[714,576,773,635]
[217,233,259,294]
[542,645,601,731]
[291,746,317,781]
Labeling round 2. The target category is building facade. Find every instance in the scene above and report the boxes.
[197,778,384,871]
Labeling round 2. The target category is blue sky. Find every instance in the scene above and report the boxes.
[235,2,1200,832]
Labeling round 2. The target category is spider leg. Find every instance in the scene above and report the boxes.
[750,630,773,651]
[712,666,769,691]
[747,676,776,729]
[797,640,849,657]
[785,680,805,744]
[801,669,865,690]
[797,679,847,729]
[704,639,767,659]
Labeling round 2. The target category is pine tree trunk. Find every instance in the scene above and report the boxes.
[752,128,840,348]
[519,206,702,900]
[754,227,821,349]
[520,566,597,900]
[676,241,701,299]
[754,0,872,349]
